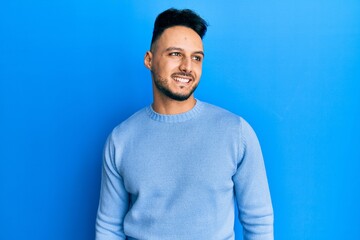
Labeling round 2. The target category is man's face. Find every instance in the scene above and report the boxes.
[145,26,204,101]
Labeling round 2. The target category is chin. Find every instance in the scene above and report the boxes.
[167,92,192,101]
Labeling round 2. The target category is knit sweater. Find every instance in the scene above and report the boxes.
[95,100,273,240]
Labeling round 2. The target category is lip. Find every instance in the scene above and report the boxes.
[171,74,194,85]
[172,76,191,84]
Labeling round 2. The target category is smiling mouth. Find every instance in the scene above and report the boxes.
[173,76,191,83]
[171,73,193,84]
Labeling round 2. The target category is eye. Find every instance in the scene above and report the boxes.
[192,55,202,62]
[169,52,181,57]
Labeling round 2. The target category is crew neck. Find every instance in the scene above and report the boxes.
[146,99,203,123]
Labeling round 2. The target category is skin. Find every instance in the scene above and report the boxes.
[144,26,204,114]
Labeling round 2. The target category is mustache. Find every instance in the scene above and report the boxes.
[171,72,194,80]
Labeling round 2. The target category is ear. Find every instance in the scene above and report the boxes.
[144,51,153,70]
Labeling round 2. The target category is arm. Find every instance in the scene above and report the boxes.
[95,134,129,240]
[233,118,274,240]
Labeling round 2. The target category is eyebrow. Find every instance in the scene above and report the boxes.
[165,47,205,57]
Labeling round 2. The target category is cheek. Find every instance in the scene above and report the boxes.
[156,61,178,75]
[194,64,203,78]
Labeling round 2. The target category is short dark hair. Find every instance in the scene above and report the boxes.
[150,8,208,49]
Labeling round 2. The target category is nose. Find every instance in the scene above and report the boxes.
[179,57,192,73]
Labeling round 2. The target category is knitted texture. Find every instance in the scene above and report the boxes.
[96,100,273,240]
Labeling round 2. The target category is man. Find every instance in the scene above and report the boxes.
[96,8,273,240]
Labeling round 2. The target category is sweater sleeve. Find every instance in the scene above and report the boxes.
[95,134,129,240]
[233,118,274,240]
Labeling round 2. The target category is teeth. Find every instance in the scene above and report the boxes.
[174,77,190,83]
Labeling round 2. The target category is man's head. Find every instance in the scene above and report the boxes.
[145,8,208,102]
[150,8,208,51]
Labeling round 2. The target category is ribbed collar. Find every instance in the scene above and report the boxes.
[146,99,203,123]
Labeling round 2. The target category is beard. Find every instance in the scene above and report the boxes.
[152,72,199,101]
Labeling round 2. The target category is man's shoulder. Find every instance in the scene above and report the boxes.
[200,101,259,144]
[200,101,242,122]
[110,106,148,138]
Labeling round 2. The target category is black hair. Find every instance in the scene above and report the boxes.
[150,8,208,48]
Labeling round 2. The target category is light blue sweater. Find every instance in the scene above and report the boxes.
[95,100,273,240]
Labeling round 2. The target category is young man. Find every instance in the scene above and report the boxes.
[96,8,273,240]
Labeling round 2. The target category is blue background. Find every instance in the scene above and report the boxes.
[1,1,359,239]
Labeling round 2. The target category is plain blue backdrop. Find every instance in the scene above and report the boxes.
[1,1,359,239]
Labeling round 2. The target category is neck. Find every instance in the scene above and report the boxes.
[152,95,196,115]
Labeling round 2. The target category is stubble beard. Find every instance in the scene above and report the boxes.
[153,73,199,101]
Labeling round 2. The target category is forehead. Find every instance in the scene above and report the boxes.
[153,26,203,52]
